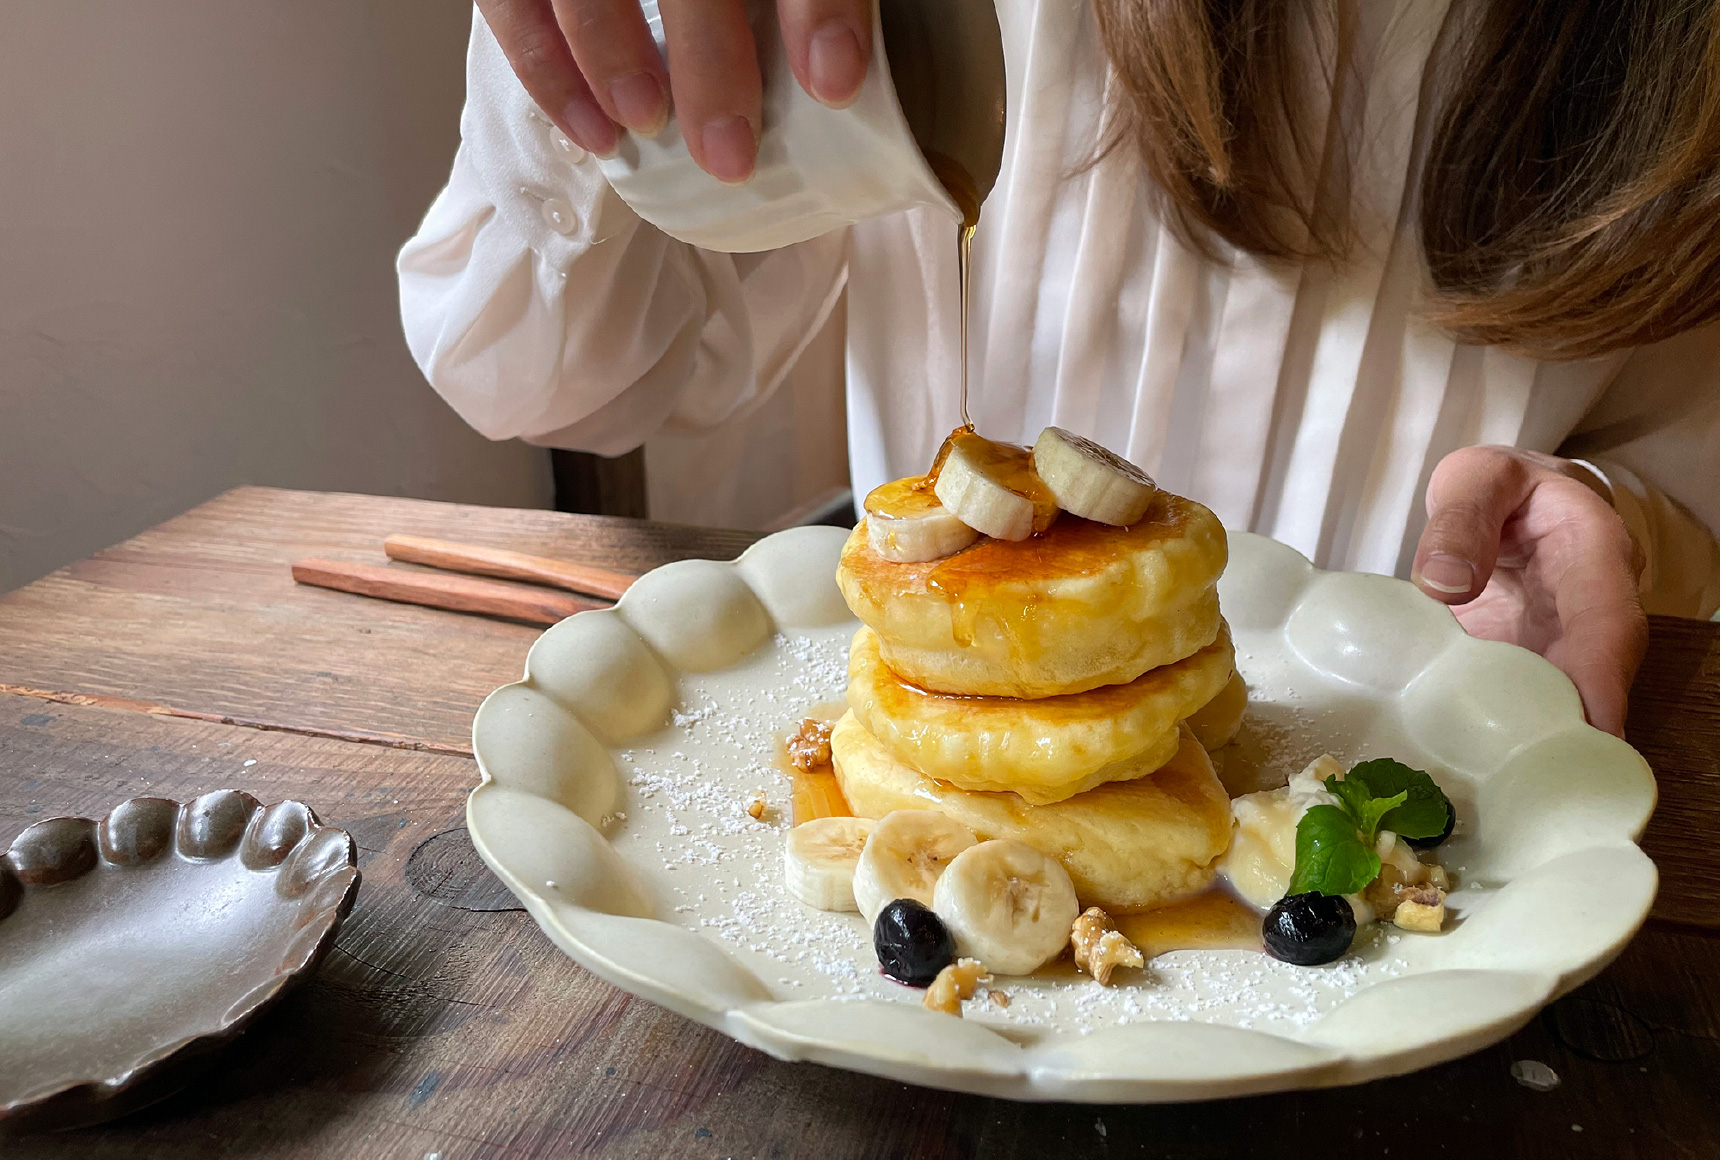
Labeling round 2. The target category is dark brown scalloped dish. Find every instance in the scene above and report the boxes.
[0,792,359,1134]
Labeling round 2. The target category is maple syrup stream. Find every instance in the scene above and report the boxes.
[925,151,982,432]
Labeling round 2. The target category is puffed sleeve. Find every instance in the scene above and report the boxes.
[397,8,849,458]
[1566,324,1720,618]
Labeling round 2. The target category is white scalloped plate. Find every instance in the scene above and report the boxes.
[465,528,1657,1102]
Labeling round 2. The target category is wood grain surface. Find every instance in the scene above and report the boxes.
[2,693,1716,1160]
[1628,616,1720,928]
[0,488,754,754]
[0,486,1716,1159]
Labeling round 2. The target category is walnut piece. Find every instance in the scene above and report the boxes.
[1392,883,1446,931]
[786,718,834,771]
[923,958,990,1016]
[745,792,767,821]
[1070,907,1145,985]
[988,989,1011,1008]
[1364,835,1454,928]
[1393,896,1446,932]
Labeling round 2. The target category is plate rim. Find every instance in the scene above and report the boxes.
[466,527,1659,1102]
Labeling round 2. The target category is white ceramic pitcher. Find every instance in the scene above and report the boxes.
[597,0,1007,253]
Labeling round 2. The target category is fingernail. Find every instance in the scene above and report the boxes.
[808,21,867,107]
[700,115,758,184]
[609,71,668,135]
[1415,553,1475,596]
[562,97,619,158]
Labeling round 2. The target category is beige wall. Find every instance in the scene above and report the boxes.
[0,0,552,593]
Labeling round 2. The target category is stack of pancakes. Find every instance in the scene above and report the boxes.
[832,487,1240,911]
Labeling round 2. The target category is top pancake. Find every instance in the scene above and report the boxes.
[838,486,1227,698]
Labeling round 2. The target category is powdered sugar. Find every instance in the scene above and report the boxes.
[604,626,1431,1040]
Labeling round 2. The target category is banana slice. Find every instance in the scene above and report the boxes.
[1031,426,1157,526]
[932,431,1059,542]
[862,477,981,563]
[784,817,874,911]
[852,810,978,924]
[932,839,1080,975]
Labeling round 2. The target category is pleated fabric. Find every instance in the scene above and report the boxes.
[840,0,1711,605]
[400,0,1719,612]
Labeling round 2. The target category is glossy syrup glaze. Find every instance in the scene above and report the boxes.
[1032,890,1263,984]
[924,491,1194,650]
[863,475,947,520]
[934,431,1060,532]
[778,703,854,825]
[868,427,1059,526]
[1112,889,1264,959]
[866,483,1193,587]
[848,475,1213,658]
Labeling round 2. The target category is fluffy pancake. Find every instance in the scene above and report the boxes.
[837,488,1227,698]
[831,713,1233,911]
[847,622,1235,804]
[1186,670,1248,751]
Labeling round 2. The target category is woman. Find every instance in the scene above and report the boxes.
[399,0,1720,737]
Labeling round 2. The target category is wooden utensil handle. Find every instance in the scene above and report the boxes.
[291,559,600,625]
[383,534,635,601]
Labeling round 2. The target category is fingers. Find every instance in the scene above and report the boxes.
[1551,521,1649,737]
[478,0,619,156]
[481,0,795,183]
[658,0,763,183]
[551,0,671,136]
[1419,444,1649,736]
[778,0,874,108]
[1413,446,1540,604]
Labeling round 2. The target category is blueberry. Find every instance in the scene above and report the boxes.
[1405,799,1457,850]
[1263,892,1356,965]
[873,898,955,986]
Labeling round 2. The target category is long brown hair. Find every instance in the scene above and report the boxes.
[1092,0,1720,360]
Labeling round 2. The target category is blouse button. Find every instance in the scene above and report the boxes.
[540,198,578,235]
[551,130,588,163]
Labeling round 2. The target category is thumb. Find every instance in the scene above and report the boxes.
[1412,447,1538,604]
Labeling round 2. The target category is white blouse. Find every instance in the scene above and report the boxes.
[399,0,1720,617]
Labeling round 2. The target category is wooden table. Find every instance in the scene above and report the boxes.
[2,486,1717,1159]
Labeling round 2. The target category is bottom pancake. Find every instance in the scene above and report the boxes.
[830,712,1233,912]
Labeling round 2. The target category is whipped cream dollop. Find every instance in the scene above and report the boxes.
[1219,755,1399,925]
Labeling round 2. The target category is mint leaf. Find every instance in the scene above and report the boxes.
[1290,758,1452,897]
[1322,775,1407,844]
[1287,804,1381,897]
[1346,758,1452,840]
[1324,776,1373,824]
[1355,790,1407,844]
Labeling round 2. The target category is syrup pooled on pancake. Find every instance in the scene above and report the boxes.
[838,484,1226,698]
